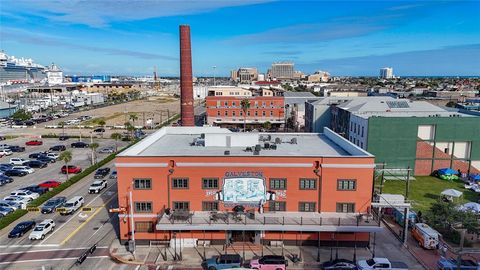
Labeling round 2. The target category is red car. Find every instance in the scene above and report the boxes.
[26,140,43,146]
[61,165,82,174]
[38,180,62,188]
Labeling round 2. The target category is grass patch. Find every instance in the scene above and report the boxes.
[380,176,477,213]
[0,210,29,230]
[82,113,123,126]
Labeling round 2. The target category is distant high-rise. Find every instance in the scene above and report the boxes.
[270,62,294,80]
[380,67,394,79]
[179,25,195,126]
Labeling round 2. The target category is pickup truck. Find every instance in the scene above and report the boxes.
[438,257,480,270]
[88,180,107,194]
[357,258,408,270]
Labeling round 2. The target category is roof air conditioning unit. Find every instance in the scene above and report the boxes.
[275,138,282,144]
[253,150,260,155]
[291,138,297,144]
[224,150,230,155]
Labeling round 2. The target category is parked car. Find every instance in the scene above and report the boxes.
[437,256,480,270]
[36,155,56,163]
[94,168,111,179]
[25,140,43,146]
[11,166,35,174]
[0,163,13,171]
[250,255,288,270]
[93,128,105,133]
[29,219,55,240]
[0,200,21,211]
[49,145,66,152]
[25,160,48,168]
[60,196,84,215]
[357,258,408,270]
[0,136,5,141]
[99,147,115,154]
[22,185,48,195]
[45,152,59,159]
[3,196,32,205]
[0,206,14,217]
[7,145,25,152]
[61,165,82,174]
[71,141,89,148]
[4,169,28,177]
[89,180,107,194]
[10,158,30,165]
[29,152,47,159]
[322,259,357,270]
[59,135,69,141]
[41,197,67,214]
[10,190,39,200]
[110,171,117,179]
[205,254,242,270]
[0,149,13,156]
[38,180,62,188]
[0,175,14,183]
[8,221,36,238]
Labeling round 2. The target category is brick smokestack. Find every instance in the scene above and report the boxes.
[179,25,195,126]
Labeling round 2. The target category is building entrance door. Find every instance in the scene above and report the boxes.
[231,231,256,243]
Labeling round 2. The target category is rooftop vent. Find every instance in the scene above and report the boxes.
[291,138,297,144]
[253,150,260,155]
[275,137,282,144]
[245,147,252,152]
[224,150,230,156]
[255,144,261,152]
[270,144,277,150]
[264,142,270,149]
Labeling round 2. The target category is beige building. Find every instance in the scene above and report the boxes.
[328,91,368,97]
[270,62,294,80]
[207,86,252,97]
[308,71,330,82]
[230,68,258,83]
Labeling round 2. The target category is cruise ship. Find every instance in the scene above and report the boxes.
[0,51,46,84]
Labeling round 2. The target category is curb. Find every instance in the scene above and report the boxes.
[108,239,145,265]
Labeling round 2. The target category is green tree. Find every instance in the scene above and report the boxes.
[240,99,250,132]
[11,109,32,121]
[446,101,457,108]
[124,121,134,138]
[263,121,272,131]
[58,121,66,136]
[97,119,106,126]
[89,142,99,165]
[111,132,122,152]
[59,151,73,180]
[129,113,138,128]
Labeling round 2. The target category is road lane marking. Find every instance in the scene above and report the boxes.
[0,246,108,255]
[0,244,60,248]
[60,195,116,245]
[39,182,117,245]
[0,255,110,265]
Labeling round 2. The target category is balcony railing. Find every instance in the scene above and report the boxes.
[156,211,381,232]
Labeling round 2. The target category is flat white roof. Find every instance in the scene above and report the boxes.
[119,126,373,158]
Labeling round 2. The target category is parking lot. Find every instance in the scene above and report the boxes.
[0,135,129,249]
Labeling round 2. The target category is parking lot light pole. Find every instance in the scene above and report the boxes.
[129,189,136,258]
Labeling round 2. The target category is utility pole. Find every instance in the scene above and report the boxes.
[129,190,136,258]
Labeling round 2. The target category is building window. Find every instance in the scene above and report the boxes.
[270,178,287,190]
[337,179,356,191]
[225,111,228,116]
[247,111,251,116]
[270,101,274,107]
[262,101,266,107]
[134,202,152,212]
[224,101,228,107]
[217,111,220,116]
[299,202,316,212]
[270,111,273,116]
[361,126,364,137]
[134,178,152,189]
[240,111,243,116]
[299,178,316,190]
[172,178,189,189]
[202,201,219,211]
[135,221,154,232]
[216,101,221,107]
[173,201,190,211]
[254,101,258,108]
[232,101,236,107]
[232,111,236,116]
[262,111,266,116]
[269,201,286,212]
[202,178,219,189]
[336,203,355,213]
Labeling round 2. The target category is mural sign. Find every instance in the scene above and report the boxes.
[223,177,266,203]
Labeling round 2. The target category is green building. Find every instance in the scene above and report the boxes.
[324,97,480,175]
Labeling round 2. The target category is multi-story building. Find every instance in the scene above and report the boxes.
[284,92,321,131]
[270,62,294,80]
[115,126,380,248]
[307,71,330,82]
[230,68,258,83]
[306,96,480,175]
[206,87,285,129]
[379,67,394,79]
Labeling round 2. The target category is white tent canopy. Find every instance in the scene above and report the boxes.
[441,189,463,198]
[459,202,480,213]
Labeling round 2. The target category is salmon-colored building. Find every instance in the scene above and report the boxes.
[115,126,381,249]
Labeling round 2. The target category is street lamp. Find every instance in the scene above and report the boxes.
[129,183,136,258]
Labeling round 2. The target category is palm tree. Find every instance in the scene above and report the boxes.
[129,113,138,128]
[89,142,99,165]
[111,132,122,152]
[124,121,134,139]
[240,99,250,132]
[59,151,72,180]
[97,119,106,138]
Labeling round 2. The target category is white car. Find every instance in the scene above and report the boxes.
[10,158,30,165]
[11,166,35,174]
[10,190,39,200]
[0,200,20,211]
[88,180,107,194]
[0,149,13,156]
[3,196,31,207]
[29,219,55,240]
[46,152,59,159]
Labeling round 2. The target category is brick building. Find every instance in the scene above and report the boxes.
[114,126,380,249]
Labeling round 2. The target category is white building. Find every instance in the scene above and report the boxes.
[379,67,394,79]
[270,62,294,80]
[46,63,63,85]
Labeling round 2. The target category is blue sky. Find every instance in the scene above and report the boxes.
[1,0,479,76]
